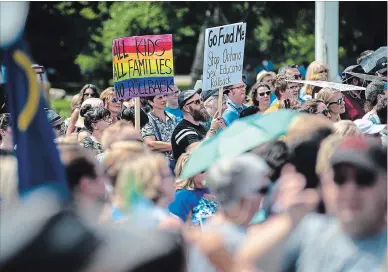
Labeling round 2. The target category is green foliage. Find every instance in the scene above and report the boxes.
[50,1,386,81]
[52,99,71,118]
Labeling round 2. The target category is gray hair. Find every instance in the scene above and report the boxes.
[205,153,269,211]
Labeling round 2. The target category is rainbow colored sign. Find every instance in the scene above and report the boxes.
[112,34,174,100]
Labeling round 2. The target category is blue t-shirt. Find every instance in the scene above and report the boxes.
[168,188,218,225]
[165,107,183,123]
[222,99,248,126]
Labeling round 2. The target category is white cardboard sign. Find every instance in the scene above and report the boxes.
[287,80,366,91]
[202,22,247,91]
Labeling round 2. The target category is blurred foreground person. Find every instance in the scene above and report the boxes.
[111,154,180,229]
[0,113,13,151]
[98,121,143,162]
[233,137,386,272]
[0,153,18,212]
[315,134,343,215]
[280,136,387,271]
[187,154,270,272]
[334,120,362,137]
[85,220,185,272]
[0,189,100,272]
[58,143,109,223]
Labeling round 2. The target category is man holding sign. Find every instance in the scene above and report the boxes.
[202,22,247,127]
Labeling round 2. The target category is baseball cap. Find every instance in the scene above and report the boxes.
[353,119,386,135]
[44,108,63,128]
[178,90,199,109]
[330,136,387,173]
[205,153,270,210]
[201,89,219,102]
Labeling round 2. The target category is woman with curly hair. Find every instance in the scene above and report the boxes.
[79,104,112,156]
[66,84,99,135]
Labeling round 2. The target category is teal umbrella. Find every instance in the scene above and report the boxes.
[180,110,301,179]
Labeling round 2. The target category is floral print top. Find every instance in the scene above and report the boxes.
[168,188,219,226]
[80,135,103,156]
[141,111,177,160]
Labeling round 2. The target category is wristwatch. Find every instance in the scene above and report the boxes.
[209,128,216,134]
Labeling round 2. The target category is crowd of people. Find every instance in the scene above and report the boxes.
[0,48,387,271]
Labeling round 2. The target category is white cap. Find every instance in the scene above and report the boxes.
[353,119,387,135]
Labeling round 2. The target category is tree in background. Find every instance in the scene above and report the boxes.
[23,1,387,90]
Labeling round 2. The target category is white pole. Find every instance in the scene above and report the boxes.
[315,1,339,82]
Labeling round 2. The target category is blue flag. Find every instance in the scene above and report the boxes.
[3,41,69,200]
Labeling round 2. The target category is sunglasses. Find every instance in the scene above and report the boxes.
[258,91,271,97]
[186,99,201,106]
[256,185,270,196]
[316,109,330,117]
[328,96,345,106]
[333,165,377,188]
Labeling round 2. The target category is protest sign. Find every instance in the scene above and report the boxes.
[112,34,175,100]
[287,80,366,91]
[202,22,246,91]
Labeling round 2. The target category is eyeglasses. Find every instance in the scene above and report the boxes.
[186,99,201,106]
[258,91,271,97]
[111,97,120,103]
[328,96,345,106]
[228,84,247,91]
[316,109,330,117]
[333,165,377,188]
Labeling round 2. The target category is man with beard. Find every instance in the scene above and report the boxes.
[171,90,224,162]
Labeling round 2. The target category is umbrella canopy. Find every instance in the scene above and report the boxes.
[360,46,387,73]
[287,79,366,91]
[346,72,387,82]
[180,110,300,179]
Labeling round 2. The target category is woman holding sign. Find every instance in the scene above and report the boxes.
[141,95,177,173]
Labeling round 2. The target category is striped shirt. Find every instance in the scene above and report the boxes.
[171,119,207,161]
